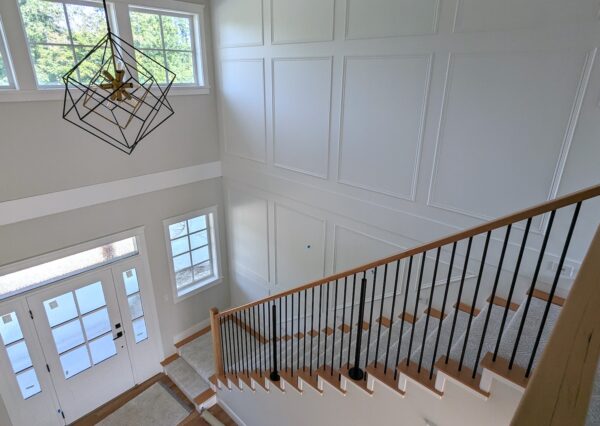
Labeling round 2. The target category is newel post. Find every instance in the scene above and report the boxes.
[210,307,225,377]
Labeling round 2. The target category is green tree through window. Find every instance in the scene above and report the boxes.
[0,52,8,87]
[130,8,197,85]
[18,0,107,86]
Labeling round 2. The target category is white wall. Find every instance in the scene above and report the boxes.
[212,0,600,309]
[218,374,522,426]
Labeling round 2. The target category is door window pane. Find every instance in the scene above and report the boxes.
[88,333,116,364]
[16,368,41,399]
[127,294,143,320]
[75,282,106,315]
[44,292,78,327]
[6,341,33,374]
[0,312,24,345]
[51,320,85,354]
[123,269,139,296]
[82,308,111,341]
[60,345,91,379]
[132,317,148,343]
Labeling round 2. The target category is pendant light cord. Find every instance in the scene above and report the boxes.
[103,0,112,34]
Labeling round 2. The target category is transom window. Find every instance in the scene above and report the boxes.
[18,0,110,87]
[129,7,202,86]
[164,207,221,300]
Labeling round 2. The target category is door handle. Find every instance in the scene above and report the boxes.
[113,331,123,340]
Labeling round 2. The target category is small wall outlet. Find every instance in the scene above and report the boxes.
[547,261,575,279]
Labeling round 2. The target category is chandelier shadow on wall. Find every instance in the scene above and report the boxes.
[62,1,175,155]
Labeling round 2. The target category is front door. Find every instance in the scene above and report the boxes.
[27,268,135,423]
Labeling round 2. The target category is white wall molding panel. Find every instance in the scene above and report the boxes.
[273,57,333,178]
[0,162,222,226]
[213,0,600,306]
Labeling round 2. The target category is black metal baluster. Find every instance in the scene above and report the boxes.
[291,293,295,376]
[244,310,252,376]
[247,309,255,374]
[262,303,268,374]
[349,275,368,380]
[303,289,308,371]
[494,219,532,361]
[459,231,491,372]
[526,203,580,377]
[240,311,249,374]
[365,268,378,371]
[374,264,389,368]
[331,279,339,374]
[317,285,323,370]
[446,237,472,364]
[252,306,262,372]
[384,260,401,373]
[282,297,286,373]
[473,226,511,378]
[347,275,357,368]
[430,242,456,379]
[230,314,238,374]
[279,298,287,369]
[394,256,413,380]
[297,289,302,375]
[509,210,556,370]
[270,303,280,382]
[407,253,427,366]
[310,287,315,375]
[339,276,348,371]
[324,282,330,371]
[419,247,440,373]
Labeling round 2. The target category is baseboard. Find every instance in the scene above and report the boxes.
[217,398,247,426]
[173,317,211,346]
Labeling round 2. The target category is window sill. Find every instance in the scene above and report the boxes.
[174,276,222,303]
[0,86,210,103]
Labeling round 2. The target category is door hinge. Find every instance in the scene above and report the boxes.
[29,310,33,319]
[46,364,50,373]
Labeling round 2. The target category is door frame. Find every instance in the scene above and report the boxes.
[0,226,164,425]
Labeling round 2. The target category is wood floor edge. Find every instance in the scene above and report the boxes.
[174,326,212,349]
[161,354,180,367]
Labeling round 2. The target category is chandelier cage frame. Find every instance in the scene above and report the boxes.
[62,0,176,155]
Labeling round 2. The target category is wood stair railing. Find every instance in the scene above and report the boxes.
[209,183,600,413]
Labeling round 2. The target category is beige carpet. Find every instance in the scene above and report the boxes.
[97,382,191,426]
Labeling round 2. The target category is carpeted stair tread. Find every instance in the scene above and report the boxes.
[179,331,216,383]
[494,297,561,371]
[410,310,471,370]
[164,357,210,403]
[448,304,515,374]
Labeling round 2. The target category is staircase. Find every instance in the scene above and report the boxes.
[209,184,600,424]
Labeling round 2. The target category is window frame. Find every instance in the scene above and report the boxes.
[128,4,206,88]
[163,206,222,303]
[16,0,119,89]
[0,15,17,90]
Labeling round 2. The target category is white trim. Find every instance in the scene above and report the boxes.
[163,205,223,303]
[0,162,222,226]
[172,317,210,346]
[0,16,17,89]
[0,86,210,102]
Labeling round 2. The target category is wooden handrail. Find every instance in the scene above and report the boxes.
[210,308,225,376]
[217,183,600,318]
[511,224,600,425]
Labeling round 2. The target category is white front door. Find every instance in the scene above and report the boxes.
[0,298,63,426]
[26,268,136,423]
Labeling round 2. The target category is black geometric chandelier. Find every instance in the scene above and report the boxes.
[62,0,176,155]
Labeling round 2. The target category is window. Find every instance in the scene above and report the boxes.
[0,237,138,300]
[129,7,203,86]
[0,312,42,399]
[164,207,221,300]
[121,268,148,343]
[18,0,111,87]
[0,17,16,88]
